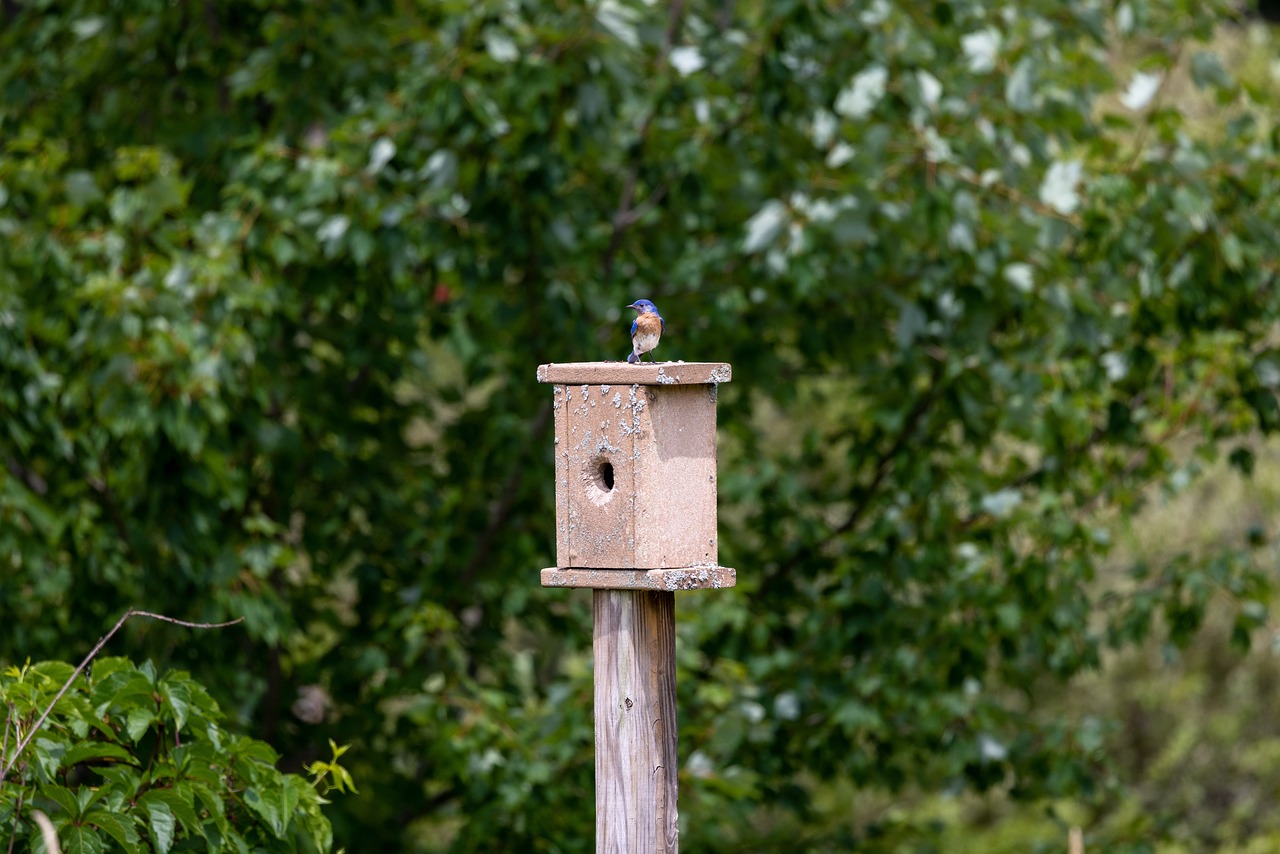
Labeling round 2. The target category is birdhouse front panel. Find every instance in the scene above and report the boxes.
[540,362,730,571]
[552,382,639,569]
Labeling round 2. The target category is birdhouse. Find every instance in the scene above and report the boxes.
[536,361,735,591]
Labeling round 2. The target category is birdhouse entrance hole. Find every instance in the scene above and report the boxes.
[596,459,615,492]
[585,456,616,506]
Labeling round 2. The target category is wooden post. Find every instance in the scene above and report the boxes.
[536,362,735,854]
[594,590,678,853]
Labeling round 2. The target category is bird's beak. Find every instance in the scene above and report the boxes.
[626,303,640,310]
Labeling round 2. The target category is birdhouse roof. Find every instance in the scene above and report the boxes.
[536,361,731,386]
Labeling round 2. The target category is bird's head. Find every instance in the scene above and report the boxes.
[627,299,659,314]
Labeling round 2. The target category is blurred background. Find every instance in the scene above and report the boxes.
[4,0,1280,850]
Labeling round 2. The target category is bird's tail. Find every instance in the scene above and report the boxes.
[627,351,638,364]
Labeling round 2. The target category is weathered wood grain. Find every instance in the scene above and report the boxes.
[537,361,731,386]
[594,589,679,853]
[541,566,736,590]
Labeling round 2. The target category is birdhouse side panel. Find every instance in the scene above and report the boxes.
[632,385,719,568]
[554,383,640,568]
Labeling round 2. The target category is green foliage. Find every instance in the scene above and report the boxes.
[1,658,346,852]
[2,0,1279,849]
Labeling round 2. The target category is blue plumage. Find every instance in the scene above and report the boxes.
[625,299,665,364]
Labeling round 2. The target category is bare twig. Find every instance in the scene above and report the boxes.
[839,358,947,537]
[7,787,24,854]
[0,609,243,781]
[4,458,48,496]
[946,165,1084,227]
[832,360,946,540]
[1124,43,1183,172]
[459,402,555,586]
[1,701,11,771]
[612,181,671,230]
[774,357,948,579]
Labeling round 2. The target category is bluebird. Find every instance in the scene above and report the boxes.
[625,299,665,363]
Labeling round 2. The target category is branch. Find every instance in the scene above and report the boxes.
[601,134,651,281]
[1,703,10,770]
[1,610,243,781]
[4,458,48,496]
[6,787,23,854]
[960,359,1223,530]
[833,358,947,540]
[87,460,134,555]
[459,402,555,586]
[946,165,1083,227]
[612,181,671,230]
[1123,43,1183,172]
[776,358,947,577]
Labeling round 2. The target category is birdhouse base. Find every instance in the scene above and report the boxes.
[540,566,736,591]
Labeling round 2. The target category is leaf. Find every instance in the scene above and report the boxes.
[742,201,788,253]
[87,658,135,688]
[106,675,158,709]
[125,707,155,744]
[61,825,107,854]
[1003,263,1035,293]
[1220,232,1244,271]
[269,233,297,267]
[594,0,638,48]
[31,662,77,686]
[1190,51,1232,90]
[1005,58,1036,111]
[144,799,175,854]
[71,17,106,39]
[916,70,942,111]
[1039,160,1083,215]
[160,679,191,731]
[243,786,288,838]
[895,301,926,350]
[484,29,519,64]
[96,766,142,799]
[961,28,1001,73]
[669,46,704,76]
[230,736,280,767]
[1228,446,1254,477]
[980,489,1022,518]
[188,781,226,818]
[350,229,375,267]
[83,810,142,854]
[834,65,887,119]
[139,788,204,839]
[61,741,138,769]
[39,785,82,820]
[367,137,396,174]
[313,215,348,245]
[1120,71,1162,110]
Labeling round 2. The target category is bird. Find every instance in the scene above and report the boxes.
[625,299,665,363]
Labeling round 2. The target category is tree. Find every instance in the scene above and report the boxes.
[2,0,1278,849]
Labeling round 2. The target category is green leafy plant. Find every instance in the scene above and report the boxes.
[1,658,350,853]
